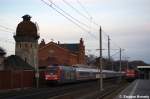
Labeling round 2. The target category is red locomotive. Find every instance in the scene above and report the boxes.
[125,69,139,81]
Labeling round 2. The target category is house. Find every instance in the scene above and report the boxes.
[4,55,34,70]
[38,38,85,68]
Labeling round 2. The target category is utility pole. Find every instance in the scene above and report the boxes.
[119,48,122,72]
[126,57,130,70]
[119,48,122,83]
[36,68,39,88]
[99,26,103,91]
[108,36,110,62]
[127,59,129,70]
[111,61,114,71]
[108,36,111,70]
[35,55,39,88]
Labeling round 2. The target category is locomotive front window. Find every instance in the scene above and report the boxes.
[47,67,58,74]
[49,69,57,73]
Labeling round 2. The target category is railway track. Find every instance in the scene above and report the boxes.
[94,80,129,99]
[0,79,127,99]
[0,81,97,99]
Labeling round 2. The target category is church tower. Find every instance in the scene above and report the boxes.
[14,15,40,69]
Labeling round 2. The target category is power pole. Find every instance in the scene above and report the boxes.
[99,26,103,91]
[108,36,110,62]
[112,61,114,71]
[126,57,129,70]
[35,57,39,88]
[127,59,129,70]
[108,36,111,70]
[119,48,122,72]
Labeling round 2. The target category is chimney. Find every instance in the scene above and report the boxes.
[58,41,60,45]
[39,39,45,48]
[80,38,84,45]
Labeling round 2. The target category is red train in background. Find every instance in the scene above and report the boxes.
[125,69,139,81]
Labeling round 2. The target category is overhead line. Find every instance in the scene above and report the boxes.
[0,25,15,31]
[41,0,98,39]
[41,0,87,31]
[41,0,122,51]
[0,29,12,33]
[102,30,109,37]
[70,0,124,58]
[62,0,90,21]
[62,0,99,29]
[76,0,100,28]
[102,30,121,49]
[76,0,100,27]
[62,0,99,33]
[111,40,122,49]
[48,0,90,29]
[0,38,15,44]
[76,0,91,17]
[61,0,114,44]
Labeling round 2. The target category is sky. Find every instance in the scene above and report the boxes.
[0,0,150,64]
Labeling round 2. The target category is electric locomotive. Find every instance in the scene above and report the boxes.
[45,66,76,83]
[125,69,139,81]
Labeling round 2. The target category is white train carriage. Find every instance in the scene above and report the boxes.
[75,67,93,80]
[75,67,122,81]
[102,70,121,78]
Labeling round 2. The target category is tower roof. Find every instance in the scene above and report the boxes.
[15,15,39,38]
[22,14,31,21]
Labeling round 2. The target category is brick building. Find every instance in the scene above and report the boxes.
[38,38,85,68]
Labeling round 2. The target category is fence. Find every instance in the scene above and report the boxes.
[0,70,34,90]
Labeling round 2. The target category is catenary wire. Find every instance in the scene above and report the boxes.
[41,0,98,39]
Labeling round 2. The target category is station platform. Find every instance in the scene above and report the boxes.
[115,79,150,99]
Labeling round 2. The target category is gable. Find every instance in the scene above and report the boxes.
[39,42,68,52]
